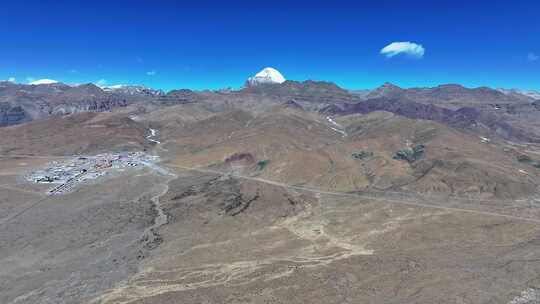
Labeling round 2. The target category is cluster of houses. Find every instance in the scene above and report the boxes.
[25,152,160,194]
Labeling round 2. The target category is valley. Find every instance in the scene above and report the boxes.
[5,1,540,302]
[2,72,540,303]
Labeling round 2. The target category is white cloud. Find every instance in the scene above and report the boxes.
[7,77,15,83]
[96,79,107,87]
[29,79,59,85]
[146,70,157,76]
[528,52,538,62]
[381,41,425,58]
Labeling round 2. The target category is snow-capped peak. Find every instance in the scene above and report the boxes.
[520,90,540,100]
[29,79,59,85]
[103,84,126,90]
[101,84,164,96]
[247,67,286,86]
[497,88,540,100]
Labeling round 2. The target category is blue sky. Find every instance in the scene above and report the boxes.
[0,0,538,91]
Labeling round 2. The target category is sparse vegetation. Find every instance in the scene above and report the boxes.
[393,144,425,163]
[351,150,373,159]
[517,155,540,168]
[257,159,270,170]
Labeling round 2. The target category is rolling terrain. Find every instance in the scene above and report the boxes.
[2,75,540,303]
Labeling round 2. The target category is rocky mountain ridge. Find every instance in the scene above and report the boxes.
[0,81,161,126]
[2,77,540,144]
[102,84,165,97]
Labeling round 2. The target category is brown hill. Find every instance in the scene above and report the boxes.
[2,80,539,199]
[324,97,540,143]
[0,111,149,155]
[365,83,535,107]
[153,104,538,199]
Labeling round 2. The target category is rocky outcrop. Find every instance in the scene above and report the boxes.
[225,152,255,164]
[158,89,199,105]
[48,96,130,115]
[0,103,30,126]
[0,82,149,127]
[282,99,304,110]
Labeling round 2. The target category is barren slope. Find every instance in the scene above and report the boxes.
[0,111,150,156]
[151,106,538,199]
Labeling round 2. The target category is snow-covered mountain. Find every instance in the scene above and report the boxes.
[102,85,164,97]
[518,90,540,100]
[497,88,540,101]
[246,67,286,86]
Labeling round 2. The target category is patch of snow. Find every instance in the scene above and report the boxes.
[524,92,540,100]
[103,84,126,89]
[247,67,286,86]
[147,128,161,144]
[329,126,347,137]
[326,116,347,137]
[326,116,343,128]
[29,79,59,85]
[520,90,540,100]
[102,84,164,96]
[498,88,540,100]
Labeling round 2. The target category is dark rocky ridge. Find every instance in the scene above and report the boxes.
[323,97,540,142]
[241,80,356,106]
[2,79,540,144]
[0,82,160,126]
[158,89,200,105]
[0,102,30,126]
[365,83,535,105]
[282,99,304,110]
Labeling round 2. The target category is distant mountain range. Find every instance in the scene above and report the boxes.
[101,84,165,97]
[3,68,540,202]
[0,81,163,126]
[353,82,538,104]
[1,68,540,143]
[497,88,540,100]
